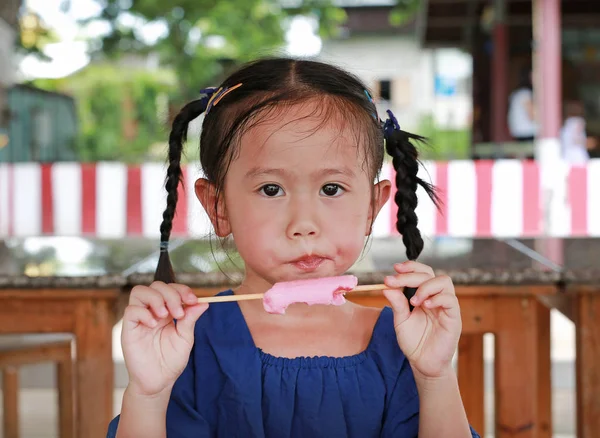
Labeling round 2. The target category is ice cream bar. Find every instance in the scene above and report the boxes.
[263,275,358,314]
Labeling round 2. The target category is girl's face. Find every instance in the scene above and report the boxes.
[197,101,390,290]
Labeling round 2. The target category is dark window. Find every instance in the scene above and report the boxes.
[378,80,391,101]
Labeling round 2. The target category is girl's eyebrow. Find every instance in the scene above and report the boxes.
[244,167,287,179]
[244,167,357,179]
[315,167,357,179]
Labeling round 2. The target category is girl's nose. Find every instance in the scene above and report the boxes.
[286,201,319,239]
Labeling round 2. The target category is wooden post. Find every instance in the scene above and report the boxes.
[457,334,486,435]
[74,299,115,438]
[575,290,600,438]
[494,296,549,438]
[57,351,76,438]
[536,300,552,438]
[2,366,19,438]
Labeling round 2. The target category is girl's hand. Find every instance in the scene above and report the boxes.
[121,281,208,397]
[383,262,461,379]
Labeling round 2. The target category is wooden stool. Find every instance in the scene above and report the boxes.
[0,334,75,438]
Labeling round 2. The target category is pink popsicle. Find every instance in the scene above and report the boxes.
[263,275,358,314]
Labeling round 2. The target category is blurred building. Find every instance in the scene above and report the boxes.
[0,9,78,164]
[316,1,472,132]
[0,84,78,163]
[420,0,600,158]
[0,16,16,148]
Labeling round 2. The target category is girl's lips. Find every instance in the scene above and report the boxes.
[290,256,326,272]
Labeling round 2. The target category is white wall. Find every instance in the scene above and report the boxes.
[317,36,473,131]
[317,36,434,130]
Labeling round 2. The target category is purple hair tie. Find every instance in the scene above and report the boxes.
[383,109,401,137]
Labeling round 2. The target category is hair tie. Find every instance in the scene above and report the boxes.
[204,83,243,115]
[159,241,169,253]
[383,109,401,137]
[364,89,379,121]
[199,87,219,96]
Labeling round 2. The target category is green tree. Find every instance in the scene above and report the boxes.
[69,0,347,101]
[389,0,420,27]
[33,65,177,162]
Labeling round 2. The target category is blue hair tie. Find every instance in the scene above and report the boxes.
[364,89,379,121]
[159,241,169,253]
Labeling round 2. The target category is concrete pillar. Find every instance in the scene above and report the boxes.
[533,0,564,262]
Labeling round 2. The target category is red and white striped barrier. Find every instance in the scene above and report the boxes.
[1,160,599,239]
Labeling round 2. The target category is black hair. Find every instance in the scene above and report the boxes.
[155,57,439,297]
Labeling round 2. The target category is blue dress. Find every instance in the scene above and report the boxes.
[107,290,480,438]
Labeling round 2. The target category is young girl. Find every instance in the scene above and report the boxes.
[108,58,480,438]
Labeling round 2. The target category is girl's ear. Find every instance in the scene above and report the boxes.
[195,178,231,237]
[366,179,392,235]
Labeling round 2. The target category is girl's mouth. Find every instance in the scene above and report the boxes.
[290,256,326,272]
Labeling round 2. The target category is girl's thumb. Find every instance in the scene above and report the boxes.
[176,303,209,344]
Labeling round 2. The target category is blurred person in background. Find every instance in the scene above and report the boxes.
[508,68,537,144]
[560,100,597,164]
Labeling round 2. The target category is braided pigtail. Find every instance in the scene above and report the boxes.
[383,110,439,307]
[154,91,215,283]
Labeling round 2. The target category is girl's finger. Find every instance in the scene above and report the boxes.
[149,281,186,320]
[169,283,198,305]
[394,261,435,277]
[422,292,461,320]
[384,272,432,289]
[383,289,411,324]
[130,286,169,319]
[175,303,209,345]
[123,305,159,329]
[410,275,455,306]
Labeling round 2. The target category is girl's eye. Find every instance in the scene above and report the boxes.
[320,183,344,197]
[259,184,284,197]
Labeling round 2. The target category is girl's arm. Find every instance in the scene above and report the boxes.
[383,262,480,437]
[413,367,472,438]
[115,385,172,438]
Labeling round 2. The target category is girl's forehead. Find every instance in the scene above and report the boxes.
[237,102,367,159]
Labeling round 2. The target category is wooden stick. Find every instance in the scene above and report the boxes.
[196,284,388,304]
[196,293,265,303]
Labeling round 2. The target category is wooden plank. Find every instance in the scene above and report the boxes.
[459,296,498,333]
[457,334,485,436]
[0,342,71,367]
[0,312,74,334]
[74,299,115,438]
[494,297,543,438]
[0,300,77,334]
[2,366,19,438]
[576,292,600,438]
[454,285,558,297]
[0,289,120,300]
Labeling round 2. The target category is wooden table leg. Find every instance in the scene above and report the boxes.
[494,296,550,438]
[458,333,485,436]
[74,299,115,438]
[57,352,76,438]
[536,301,552,438]
[576,292,600,438]
[2,366,19,438]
